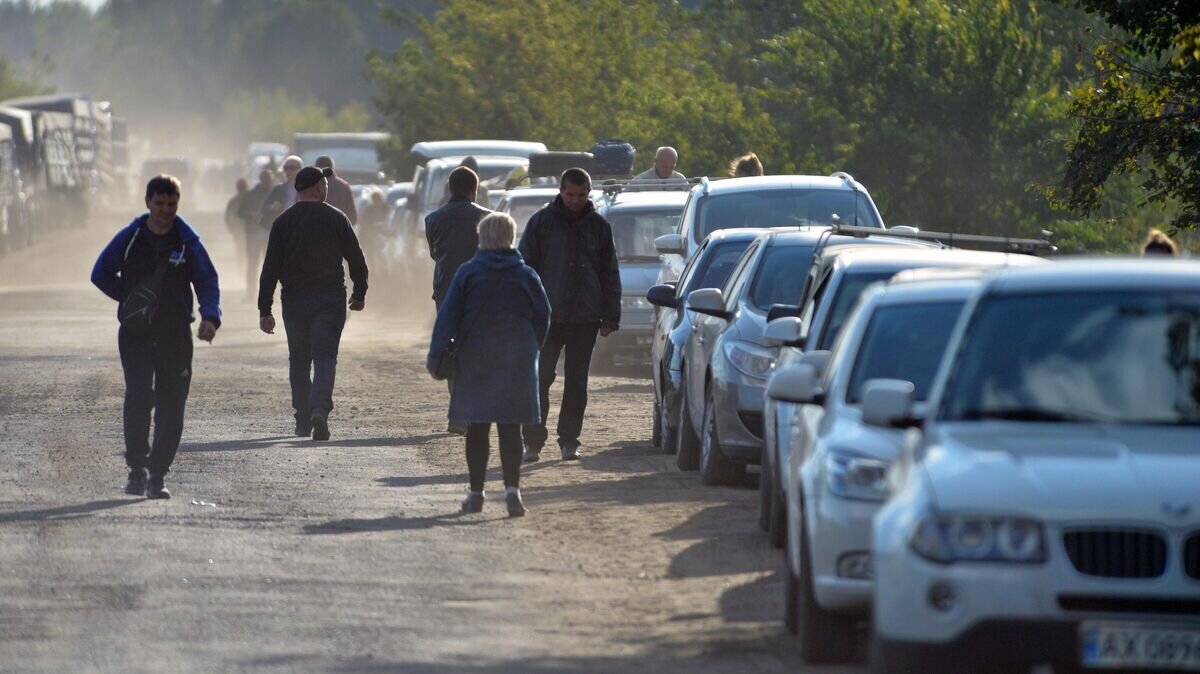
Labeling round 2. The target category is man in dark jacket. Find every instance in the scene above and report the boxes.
[426,166,491,307]
[258,165,368,441]
[518,167,621,461]
[315,155,358,225]
[91,174,222,499]
[238,169,274,299]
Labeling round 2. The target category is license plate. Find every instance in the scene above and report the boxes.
[1080,621,1200,670]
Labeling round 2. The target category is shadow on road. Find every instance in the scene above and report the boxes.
[0,498,141,524]
[180,436,295,453]
[301,511,506,535]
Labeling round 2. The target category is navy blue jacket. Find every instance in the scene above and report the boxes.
[425,196,491,303]
[91,214,222,328]
[427,248,550,425]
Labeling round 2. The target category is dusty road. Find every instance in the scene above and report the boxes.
[0,213,867,673]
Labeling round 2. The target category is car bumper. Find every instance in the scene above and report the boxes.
[712,374,766,463]
[808,491,879,613]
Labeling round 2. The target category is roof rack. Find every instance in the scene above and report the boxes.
[597,177,703,197]
[829,171,855,182]
[826,223,1057,256]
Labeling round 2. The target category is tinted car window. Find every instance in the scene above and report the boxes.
[686,241,754,295]
[941,291,1200,425]
[748,244,816,310]
[816,271,895,349]
[846,301,965,403]
[696,189,880,241]
[608,209,682,259]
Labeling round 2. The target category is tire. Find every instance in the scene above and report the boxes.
[785,513,857,663]
[652,400,663,448]
[757,443,772,532]
[699,386,746,487]
[660,393,677,455]
[675,384,700,471]
[768,461,787,548]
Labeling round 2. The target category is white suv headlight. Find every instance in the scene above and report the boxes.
[621,295,651,311]
[910,514,1046,564]
[722,340,777,380]
[824,451,889,501]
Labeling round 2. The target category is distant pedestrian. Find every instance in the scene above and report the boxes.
[729,152,764,177]
[427,167,491,308]
[225,177,250,277]
[315,155,358,225]
[258,165,369,441]
[91,175,222,499]
[1141,228,1180,257]
[238,170,275,299]
[427,212,550,516]
[518,168,621,462]
[358,187,392,278]
[631,146,686,184]
[258,155,303,230]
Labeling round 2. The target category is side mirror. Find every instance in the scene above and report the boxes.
[646,284,677,309]
[766,303,801,323]
[686,288,730,320]
[767,362,821,404]
[654,233,685,255]
[861,379,916,428]
[798,349,832,378]
[762,317,803,346]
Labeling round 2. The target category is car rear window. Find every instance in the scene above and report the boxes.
[696,188,881,241]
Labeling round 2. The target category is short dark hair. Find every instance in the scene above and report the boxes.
[314,155,335,170]
[145,174,182,199]
[448,166,479,197]
[459,156,479,172]
[560,167,591,189]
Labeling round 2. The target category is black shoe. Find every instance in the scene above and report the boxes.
[522,446,542,463]
[295,418,312,437]
[124,468,147,496]
[145,474,171,500]
[505,491,526,518]
[311,413,330,441]
[560,444,582,461]
[461,492,484,513]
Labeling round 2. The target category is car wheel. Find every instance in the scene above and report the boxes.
[652,400,663,448]
[675,384,700,471]
[699,385,745,487]
[757,443,772,532]
[768,460,787,548]
[787,512,857,663]
[660,393,677,455]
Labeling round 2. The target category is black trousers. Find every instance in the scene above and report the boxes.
[522,322,600,450]
[282,291,347,422]
[118,321,193,476]
[465,423,522,492]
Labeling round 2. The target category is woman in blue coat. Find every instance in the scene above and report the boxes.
[427,213,551,517]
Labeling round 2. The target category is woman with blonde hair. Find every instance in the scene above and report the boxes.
[729,152,764,177]
[427,212,551,516]
[1141,228,1180,257]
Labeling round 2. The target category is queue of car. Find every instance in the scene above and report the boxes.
[633,172,1199,672]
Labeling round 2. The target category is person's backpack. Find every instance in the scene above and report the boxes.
[117,229,171,337]
[588,139,636,176]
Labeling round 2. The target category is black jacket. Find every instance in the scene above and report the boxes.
[258,201,368,316]
[518,196,621,328]
[425,197,491,303]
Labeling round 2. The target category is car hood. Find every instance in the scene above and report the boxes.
[922,422,1200,524]
[826,407,907,462]
[619,261,660,294]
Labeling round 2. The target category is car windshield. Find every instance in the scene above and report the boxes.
[299,148,378,172]
[608,208,681,260]
[940,291,1200,425]
[506,196,550,231]
[689,241,754,294]
[816,271,896,349]
[696,188,880,241]
[748,244,816,310]
[426,163,520,210]
[846,300,966,403]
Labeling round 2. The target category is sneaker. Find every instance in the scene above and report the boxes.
[522,446,542,463]
[124,468,147,496]
[560,444,582,461]
[461,492,484,513]
[505,491,527,518]
[294,418,312,437]
[145,474,171,500]
[311,413,330,441]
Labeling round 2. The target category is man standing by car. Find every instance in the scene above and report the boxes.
[258,165,368,441]
[91,175,222,499]
[314,155,357,225]
[518,168,621,461]
[631,146,686,183]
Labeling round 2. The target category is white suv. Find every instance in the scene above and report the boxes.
[866,260,1200,674]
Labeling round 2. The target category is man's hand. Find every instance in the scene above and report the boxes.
[348,297,365,311]
[198,320,217,343]
[599,326,615,338]
[260,316,276,334]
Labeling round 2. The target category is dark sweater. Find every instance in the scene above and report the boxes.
[258,201,368,317]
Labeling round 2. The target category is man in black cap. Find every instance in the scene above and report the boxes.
[258,165,369,441]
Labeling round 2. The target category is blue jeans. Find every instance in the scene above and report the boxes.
[282,291,347,422]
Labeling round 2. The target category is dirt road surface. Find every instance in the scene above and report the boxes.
[0,212,868,673]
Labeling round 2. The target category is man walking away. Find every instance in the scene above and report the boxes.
[631,146,686,184]
[258,165,368,441]
[518,168,621,461]
[238,169,274,300]
[91,175,222,499]
[427,166,491,308]
[315,155,358,225]
[224,178,249,275]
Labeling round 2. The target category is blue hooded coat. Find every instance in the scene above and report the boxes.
[428,248,551,425]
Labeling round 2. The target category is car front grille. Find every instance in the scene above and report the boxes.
[1062,528,1167,579]
[738,412,764,439]
[1186,532,1200,580]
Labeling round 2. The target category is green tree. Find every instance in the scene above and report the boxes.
[1055,1,1200,233]
[0,57,50,100]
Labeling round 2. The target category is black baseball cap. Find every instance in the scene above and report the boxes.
[294,166,333,191]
